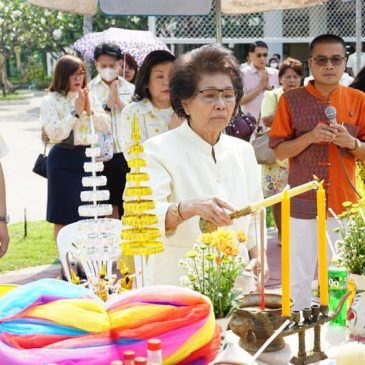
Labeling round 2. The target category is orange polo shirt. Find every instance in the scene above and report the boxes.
[270,81,365,216]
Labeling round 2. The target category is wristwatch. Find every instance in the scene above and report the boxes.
[102,104,111,112]
[71,110,80,119]
[0,214,10,224]
[348,138,362,152]
[170,203,184,223]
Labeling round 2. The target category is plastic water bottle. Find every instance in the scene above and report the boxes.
[328,258,347,326]
[147,338,162,365]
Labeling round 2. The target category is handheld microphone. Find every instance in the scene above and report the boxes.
[324,105,337,125]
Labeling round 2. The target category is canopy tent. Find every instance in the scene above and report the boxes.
[27,0,329,44]
[27,0,327,17]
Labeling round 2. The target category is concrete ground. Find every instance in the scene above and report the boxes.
[0,93,282,289]
[0,91,47,223]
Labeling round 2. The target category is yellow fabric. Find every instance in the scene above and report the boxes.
[24,299,109,332]
[109,303,176,329]
[164,305,216,364]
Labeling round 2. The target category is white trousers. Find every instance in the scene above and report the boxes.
[290,217,339,311]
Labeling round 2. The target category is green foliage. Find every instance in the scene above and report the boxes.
[0,1,148,90]
[337,201,365,275]
[266,207,275,228]
[179,228,247,318]
[0,221,58,273]
[357,162,365,198]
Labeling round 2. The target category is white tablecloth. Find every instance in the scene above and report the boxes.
[223,324,347,365]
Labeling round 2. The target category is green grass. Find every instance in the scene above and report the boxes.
[0,89,32,101]
[0,221,58,273]
[266,207,275,228]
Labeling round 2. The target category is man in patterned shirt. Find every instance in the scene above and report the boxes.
[270,34,365,310]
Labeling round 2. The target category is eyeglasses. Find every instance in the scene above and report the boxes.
[311,56,346,66]
[71,71,86,79]
[196,88,237,103]
[255,53,268,58]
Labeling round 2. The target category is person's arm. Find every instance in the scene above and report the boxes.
[88,92,111,134]
[165,197,235,233]
[260,90,278,128]
[331,124,365,160]
[41,95,80,143]
[0,162,9,258]
[273,123,337,160]
[269,95,337,160]
[240,72,270,105]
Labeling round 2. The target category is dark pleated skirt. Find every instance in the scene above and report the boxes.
[103,152,130,218]
[46,145,88,225]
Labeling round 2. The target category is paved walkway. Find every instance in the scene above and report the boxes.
[0,92,47,223]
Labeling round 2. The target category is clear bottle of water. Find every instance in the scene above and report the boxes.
[147,339,162,365]
[328,257,347,326]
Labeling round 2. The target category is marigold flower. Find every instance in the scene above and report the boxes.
[215,256,222,265]
[199,233,212,245]
[236,230,247,243]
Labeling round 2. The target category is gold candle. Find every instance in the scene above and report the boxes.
[317,181,328,306]
[281,190,291,317]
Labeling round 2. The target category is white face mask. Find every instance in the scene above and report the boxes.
[97,67,118,82]
[270,62,278,69]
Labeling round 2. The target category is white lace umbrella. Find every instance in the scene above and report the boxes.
[71,27,170,65]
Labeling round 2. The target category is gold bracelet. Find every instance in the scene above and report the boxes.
[170,202,184,222]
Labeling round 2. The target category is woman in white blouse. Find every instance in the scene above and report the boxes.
[40,55,110,239]
[121,50,182,158]
[131,45,267,286]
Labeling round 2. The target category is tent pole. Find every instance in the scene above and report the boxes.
[216,0,222,44]
[355,0,362,75]
[83,15,93,78]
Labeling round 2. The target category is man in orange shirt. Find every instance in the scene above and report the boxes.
[270,34,365,310]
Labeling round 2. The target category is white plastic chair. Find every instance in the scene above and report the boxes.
[56,219,147,288]
[56,219,122,282]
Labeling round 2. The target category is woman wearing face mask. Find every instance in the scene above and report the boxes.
[268,57,280,70]
[121,50,183,157]
[89,43,134,219]
[119,53,138,84]
[41,55,110,239]
[260,58,303,243]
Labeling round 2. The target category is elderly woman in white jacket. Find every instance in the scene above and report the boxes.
[129,45,267,286]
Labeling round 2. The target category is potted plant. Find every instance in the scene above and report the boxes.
[179,228,248,322]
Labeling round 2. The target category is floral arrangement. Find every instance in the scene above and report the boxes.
[179,228,247,318]
[335,201,365,275]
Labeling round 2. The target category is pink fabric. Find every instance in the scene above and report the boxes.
[241,64,279,120]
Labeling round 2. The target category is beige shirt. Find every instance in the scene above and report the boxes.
[133,122,264,286]
[88,75,134,153]
[40,91,111,145]
[120,98,174,158]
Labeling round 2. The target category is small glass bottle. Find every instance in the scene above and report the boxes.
[123,350,135,365]
[147,338,162,365]
[134,357,147,365]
